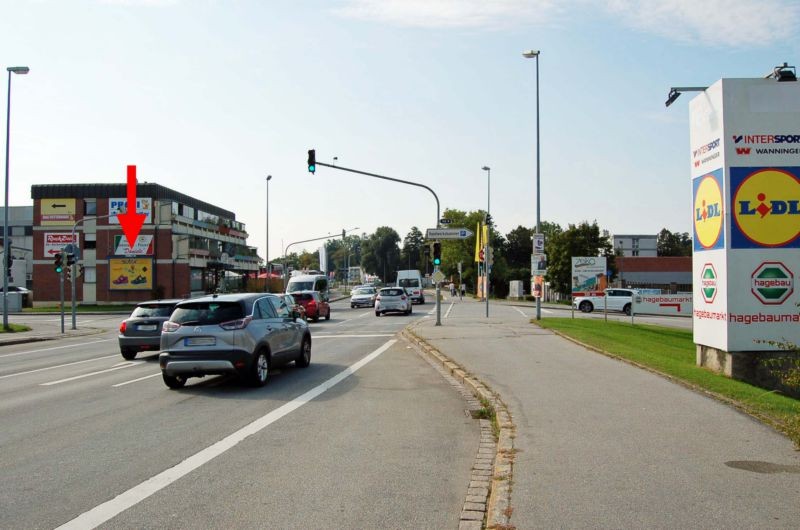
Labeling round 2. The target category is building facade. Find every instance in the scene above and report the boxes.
[0,206,34,289]
[612,234,658,257]
[31,184,260,305]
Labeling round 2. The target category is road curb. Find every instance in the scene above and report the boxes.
[0,327,108,348]
[402,327,516,530]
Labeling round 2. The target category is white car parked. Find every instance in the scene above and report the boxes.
[573,288,641,316]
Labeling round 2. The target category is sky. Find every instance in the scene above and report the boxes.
[2,0,799,260]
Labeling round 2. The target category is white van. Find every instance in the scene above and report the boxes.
[396,270,424,304]
[287,274,329,301]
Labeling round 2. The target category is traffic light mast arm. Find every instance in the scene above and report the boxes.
[313,161,440,230]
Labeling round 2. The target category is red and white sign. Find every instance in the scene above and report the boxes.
[44,233,79,256]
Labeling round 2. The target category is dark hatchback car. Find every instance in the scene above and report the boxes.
[159,293,311,389]
[118,299,182,360]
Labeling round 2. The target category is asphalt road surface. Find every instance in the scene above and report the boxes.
[1,300,478,529]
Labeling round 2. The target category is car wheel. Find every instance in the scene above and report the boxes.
[247,350,270,387]
[375,311,380,317]
[351,304,355,308]
[120,347,137,360]
[325,308,330,320]
[579,301,593,313]
[162,372,186,389]
[312,314,319,322]
[624,303,632,316]
[295,336,311,368]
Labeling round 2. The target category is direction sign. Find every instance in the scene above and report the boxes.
[439,218,452,224]
[426,228,474,240]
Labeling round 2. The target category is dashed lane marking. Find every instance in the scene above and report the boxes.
[40,362,138,386]
[113,372,162,387]
[0,339,114,359]
[0,354,119,380]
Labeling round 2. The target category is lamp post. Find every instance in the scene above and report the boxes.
[482,165,490,318]
[265,174,272,292]
[3,65,29,330]
[523,49,542,320]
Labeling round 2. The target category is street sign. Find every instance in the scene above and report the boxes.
[426,228,474,240]
[439,218,452,224]
[432,270,445,283]
[533,233,545,253]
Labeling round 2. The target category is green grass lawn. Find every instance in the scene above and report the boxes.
[23,304,136,313]
[537,318,800,447]
[0,323,32,333]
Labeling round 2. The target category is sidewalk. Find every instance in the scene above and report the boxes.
[0,317,109,346]
[410,297,800,529]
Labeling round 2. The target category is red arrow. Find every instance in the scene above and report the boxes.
[117,165,147,248]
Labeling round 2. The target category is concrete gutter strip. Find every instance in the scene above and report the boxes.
[402,327,516,530]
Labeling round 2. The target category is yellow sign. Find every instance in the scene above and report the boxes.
[693,172,724,250]
[109,258,153,290]
[733,167,800,248]
[41,198,76,226]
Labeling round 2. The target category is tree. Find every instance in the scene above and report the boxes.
[361,226,401,283]
[546,221,614,297]
[400,227,425,272]
[657,228,692,256]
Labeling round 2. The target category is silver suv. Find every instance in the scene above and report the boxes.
[159,293,311,389]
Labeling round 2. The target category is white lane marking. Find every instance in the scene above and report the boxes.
[113,373,161,387]
[56,339,397,530]
[334,310,374,326]
[40,363,137,386]
[444,302,455,319]
[0,354,119,380]
[542,308,553,314]
[313,334,394,338]
[0,339,115,359]
[513,307,528,317]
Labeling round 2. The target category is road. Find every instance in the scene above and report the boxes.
[0,299,478,529]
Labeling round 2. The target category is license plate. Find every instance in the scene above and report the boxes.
[185,337,215,347]
[138,324,157,331]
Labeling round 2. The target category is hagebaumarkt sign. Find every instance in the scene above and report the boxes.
[701,263,718,303]
[751,261,793,304]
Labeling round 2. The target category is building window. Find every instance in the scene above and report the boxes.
[84,266,96,283]
[85,199,97,216]
[84,240,96,250]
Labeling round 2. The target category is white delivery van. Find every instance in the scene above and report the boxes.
[287,274,330,301]
[396,270,424,304]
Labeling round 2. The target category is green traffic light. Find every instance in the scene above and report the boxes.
[308,164,315,173]
[433,258,441,265]
[55,266,63,273]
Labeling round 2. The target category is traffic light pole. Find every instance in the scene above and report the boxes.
[312,160,443,326]
[59,268,64,334]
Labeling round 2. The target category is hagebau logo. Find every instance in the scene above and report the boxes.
[701,263,717,304]
[751,262,794,305]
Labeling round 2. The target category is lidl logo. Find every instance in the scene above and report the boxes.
[751,262,793,305]
[731,167,800,248]
[692,170,724,251]
[701,263,717,303]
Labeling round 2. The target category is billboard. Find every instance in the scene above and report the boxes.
[108,197,152,224]
[113,235,154,256]
[40,198,76,226]
[44,233,80,257]
[109,258,153,290]
[571,257,607,296]
[690,78,800,352]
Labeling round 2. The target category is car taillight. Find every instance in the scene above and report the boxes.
[119,321,127,333]
[162,321,181,332]
[219,316,252,330]
[308,301,316,309]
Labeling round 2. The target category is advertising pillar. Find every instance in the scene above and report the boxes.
[690,77,800,379]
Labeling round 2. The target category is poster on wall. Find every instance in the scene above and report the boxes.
[40,198,76,226]
[109,258,153,290]
[44,233,80,256]
[571,257,607,296]
[108,197,152,224]
[113,235,154,255]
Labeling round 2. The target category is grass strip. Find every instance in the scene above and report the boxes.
[0,323,32,333]
[536,318,800,447]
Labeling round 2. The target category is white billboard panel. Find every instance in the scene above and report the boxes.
[108,197,152,224]
[44,233,80,257]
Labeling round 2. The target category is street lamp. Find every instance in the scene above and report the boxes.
[482,165,490,318]
[523,49,542,320]
[4,65,29,330]
[265,174,272,292]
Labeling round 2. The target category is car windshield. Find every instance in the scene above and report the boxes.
[170,302,244,325]
[287,281,314,293]
[131,304,175,318]
[381,289,404,296]
[398,279,419,287]
[353,288,373,295]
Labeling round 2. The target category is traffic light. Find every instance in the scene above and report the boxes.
[65,265,71,283]
[54,252,63,274]
[433,242,441,266]
[307,149,316,174]
[78,265,85,278]
[66,252,76,267]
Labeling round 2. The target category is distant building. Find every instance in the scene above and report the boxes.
[31,183,260,305]
[0,206,34,289]
[613,234,657,257]
[615,256,692,292]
